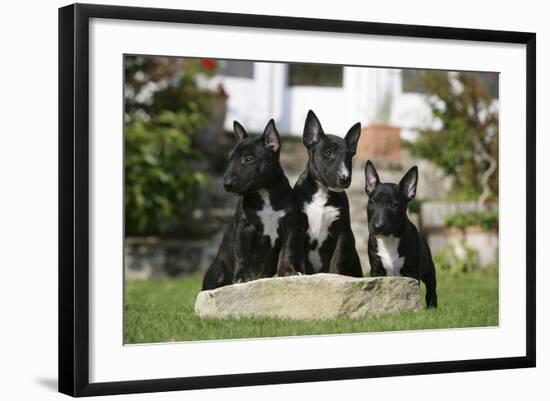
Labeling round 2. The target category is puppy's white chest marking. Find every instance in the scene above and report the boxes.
[257,190,286,248]
[304,188,340,272]
[376,235,404,276]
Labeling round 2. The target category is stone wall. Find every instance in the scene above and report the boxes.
[421,201,498,267]
[125,236,222,280]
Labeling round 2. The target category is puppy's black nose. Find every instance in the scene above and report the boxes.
[339,176,350,186]
[223,178,235,191]
[373,220,384,230]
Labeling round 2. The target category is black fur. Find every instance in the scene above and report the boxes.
[293,110,363,277]
[202,120,302,290]
[365,161,438,307]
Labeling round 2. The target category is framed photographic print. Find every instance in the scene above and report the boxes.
[58,3,536,397]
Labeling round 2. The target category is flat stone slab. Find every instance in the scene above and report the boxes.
[194,273,421,320]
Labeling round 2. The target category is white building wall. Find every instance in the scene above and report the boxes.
[210,63,430,139]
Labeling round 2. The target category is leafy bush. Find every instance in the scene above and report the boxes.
[444,210,498,230]
[434,240,480,275]
[124,57,217,236]
[125,111,209,236]
[405,71,499,206]
[408,198,424,215]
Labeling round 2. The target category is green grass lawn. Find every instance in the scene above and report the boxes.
[124,269,499,344]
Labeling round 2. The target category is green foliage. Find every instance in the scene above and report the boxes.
[124,56,217,236]
[434,240,480,275]
[406,71,499,203]
[444,210,499,230]
[148,74,214,118]
[125,112,208,236]
[408,198,424,215]
[124,269,498,343]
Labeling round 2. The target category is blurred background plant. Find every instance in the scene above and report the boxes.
[124,56,218,237]
[434,240,480,275]
[445,210,499,231]
[405,71,499,207]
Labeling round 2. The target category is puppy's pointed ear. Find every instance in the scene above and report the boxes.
[345,122,361,155]
[303,110,324,148]
[364,160,380,195]
[262,119,280,153]
[399,166,418,201]
[233,120,248,142]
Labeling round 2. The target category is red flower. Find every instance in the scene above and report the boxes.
[200,59,217,71]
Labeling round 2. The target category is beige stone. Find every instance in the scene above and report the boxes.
[194,273,421,320]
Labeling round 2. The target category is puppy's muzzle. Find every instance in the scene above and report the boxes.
[338,175,350,186]
[223,177,236,192]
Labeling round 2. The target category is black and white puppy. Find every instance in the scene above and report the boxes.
[202,120,302,290]
[293,110,363,277]
[365,161,437,307]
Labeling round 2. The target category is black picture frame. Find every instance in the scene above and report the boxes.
[58,3,536,397]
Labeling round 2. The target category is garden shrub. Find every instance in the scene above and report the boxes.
[124,57,217,236]
[434,239,481,275]
[444,210,498,231]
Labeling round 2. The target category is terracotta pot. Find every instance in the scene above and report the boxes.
[357,124,401,162]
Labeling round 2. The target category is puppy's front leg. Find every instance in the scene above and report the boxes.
[233,223,254,283]
[329,230,348,275]
[277,214,305,276]
[367,236,387,277]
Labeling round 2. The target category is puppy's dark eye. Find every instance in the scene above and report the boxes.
[323,149,333,158]
[368,199,376,206]
[391,201,399,209]
[242,155,255,164]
